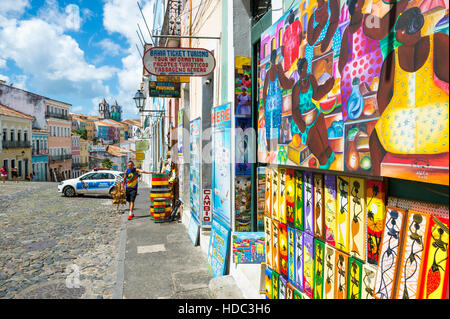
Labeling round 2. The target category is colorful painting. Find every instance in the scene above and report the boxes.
[272,270,280,299]
[336,175,350,253]
[303,171,314,235]
[279,275,288,299]
[374,207,407,299]
[361,263,377,300]
[279,222,289,277]
[272,169,279,221]
[287,226,296,285]
[264,217,273,268]
[295,228,304,291]
[212,104,232,227]
[265,266,273,299]
[235,56,252,117]
[235,176,252,231]
[303,232,315,298]
[232,232,265,264]
[419,215,449,299]
[335,249,349,299]
[313,174,325,240]
[366,179,387,266]
[257,0,449,186]
[272,219,280,273]
[286,169,296,228]
[235,116,252,176]
[349,177,367,262]
[323,244,336,299]
[278,168,287,224]
[313,239,325,299]
[294,170,304,230]
[207,216,231,278]
[264,168,273,218]
[324,174,337,246]
[286,282,295,299]
[257,167,266,231]
[395,210,430,299]
[348,257,363,299]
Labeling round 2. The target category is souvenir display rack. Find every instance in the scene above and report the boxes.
[263,167,449,299]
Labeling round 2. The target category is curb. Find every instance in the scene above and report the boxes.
[112,212,128,299]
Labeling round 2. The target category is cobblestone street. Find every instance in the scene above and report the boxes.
[0,182,122,299]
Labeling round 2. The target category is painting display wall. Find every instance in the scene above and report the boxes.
[257,0,449,186]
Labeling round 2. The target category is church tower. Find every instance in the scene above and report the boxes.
[110,100,122,122]
[98,98,110,119]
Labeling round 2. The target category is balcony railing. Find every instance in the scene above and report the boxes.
[32,149,49,156]
[2,140,31,148]
[45,112,69,121]
[49,154,72,162]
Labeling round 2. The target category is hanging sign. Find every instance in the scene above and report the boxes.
[202,189,212,228]
[157,76,190,83]
[135,139,149,151]
[149,81,181,98]
[143,47,216,77]
[136,151,145,160]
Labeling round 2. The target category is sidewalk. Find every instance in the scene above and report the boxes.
[113,186,244,299]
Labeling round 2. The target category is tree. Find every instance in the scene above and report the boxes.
[101,158,113,170]
[73,128,87,140]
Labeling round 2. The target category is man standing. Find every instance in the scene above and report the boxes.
[122,160,152,220]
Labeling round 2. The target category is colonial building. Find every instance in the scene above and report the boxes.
[31,128,49,181]
[46,98,72,181]
[0,104,33,181]
[71,133,81,178]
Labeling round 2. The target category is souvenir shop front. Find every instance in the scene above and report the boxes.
[256,0,449,300]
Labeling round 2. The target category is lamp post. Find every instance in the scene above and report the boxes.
[133,89,145,111]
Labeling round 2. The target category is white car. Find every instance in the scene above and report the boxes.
[58,169,124,197]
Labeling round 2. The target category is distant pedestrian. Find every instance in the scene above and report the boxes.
[11,168,18,183]
[0,167,7,184]
[122,160,152,220]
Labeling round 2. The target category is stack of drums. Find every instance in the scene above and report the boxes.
[150,173,172,223]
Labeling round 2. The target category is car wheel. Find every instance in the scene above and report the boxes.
[64,186,76,197]
[109,187,116,198]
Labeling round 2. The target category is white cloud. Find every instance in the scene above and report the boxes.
[0,58,6,69]
[0,74,10,83]
[36,0,82,32]
[102,0,154,120]
[71,105,83,112]
[0,17,117,98]
[0,0,30,16]
[97,39,124,56]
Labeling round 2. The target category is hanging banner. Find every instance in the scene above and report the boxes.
[143,47,216,77]
[211,103,232,227]
[177,109,184,156]
[136,151,145,161]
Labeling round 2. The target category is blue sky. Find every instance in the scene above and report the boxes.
[0,0,157,120]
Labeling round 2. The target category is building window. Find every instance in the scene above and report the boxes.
[18,130,22,142]
[11,159,15,169]
[10,129,14,141]
[2,129,6,141]
[3,159,7,170]
[24,130,28,142]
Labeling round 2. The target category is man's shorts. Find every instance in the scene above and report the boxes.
[126,187,138,203]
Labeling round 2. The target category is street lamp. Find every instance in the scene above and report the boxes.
[133,89,145,111]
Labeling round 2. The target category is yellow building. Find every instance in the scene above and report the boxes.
[0,104,33,180]
[79,138,90,173]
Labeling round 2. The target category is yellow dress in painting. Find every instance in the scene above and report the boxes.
[375,35,449,155]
